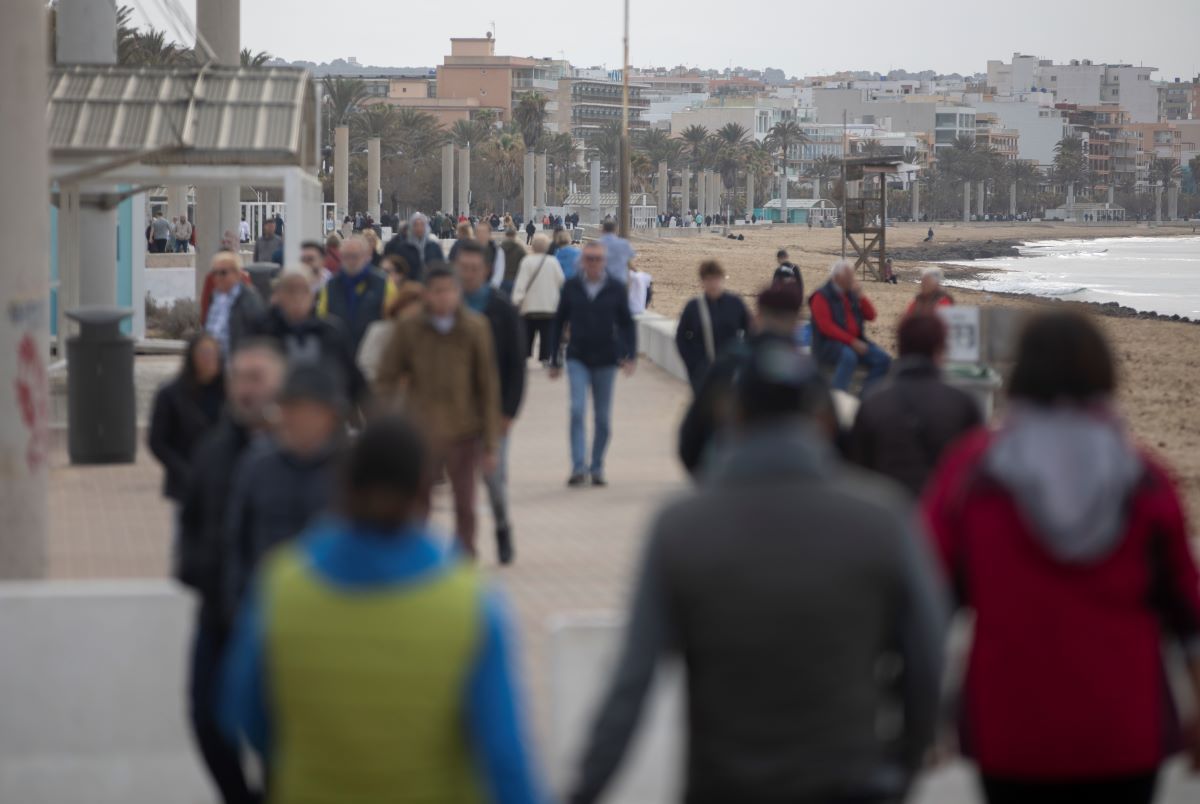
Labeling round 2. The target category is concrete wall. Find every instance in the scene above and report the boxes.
[635,312,687,382]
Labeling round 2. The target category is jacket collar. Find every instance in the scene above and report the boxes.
[704,421,835,485]
[893,354,941,379]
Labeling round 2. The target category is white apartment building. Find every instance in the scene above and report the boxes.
[812,88,975,153]
[987,53,1040,95]
[1027,59,1160,123]
[966,92,1067,165]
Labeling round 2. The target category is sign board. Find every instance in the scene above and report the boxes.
[939,305,981,364]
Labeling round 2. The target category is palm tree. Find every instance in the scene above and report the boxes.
[679,124,710,169]
[350,104,399,152]
[765,120,810,222]
[512,92,549,152]
[392,109,445,162]
[123,29,192,66]
[588,122,624,190]
[544,131,578,204]
[1189,155,1200,194]
[857,138,886,157]
[323,76,369,132]
[1052,134,1089,200]
[806,154,842,199]
[1001,160,1044,216]
[480,132,525,212]
[1150,157,1182,220]
[240,48,272,67]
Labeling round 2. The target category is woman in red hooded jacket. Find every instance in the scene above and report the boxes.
[922,311,1200,804]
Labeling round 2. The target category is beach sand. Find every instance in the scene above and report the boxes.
[631,222,1200,521]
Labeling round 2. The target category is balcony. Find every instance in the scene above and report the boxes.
[512,77,559,92]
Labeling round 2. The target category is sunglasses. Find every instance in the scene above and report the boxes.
[212,268,232,276]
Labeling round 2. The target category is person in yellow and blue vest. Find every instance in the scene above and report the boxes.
[218,416,547,803]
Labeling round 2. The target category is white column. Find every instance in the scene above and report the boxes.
[590,159,601,224]
[366,137,381,221]
[195,0,239,297]
[0,0,49,577]
[1155,187,1163,222]
[697,171,707,218]
[681,167,691,217]
[745,171,754,219]
[912,180,921,220]
[1107,184,1115,207]
[523,152,535,224]
[441,144,454,215]
[56,185,81,345]
[334,125,349,224]
[1169,185,1179,220]
[1010,181,1017,217]
[535,152,547,215]
[57,0,118,311]
[458,145,471,218]
[962,181,971,222]
[976,180,985,217]
[167,185,189,223]
[711,172,721,218]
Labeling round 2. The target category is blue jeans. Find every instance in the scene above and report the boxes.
[482,434,510,528]
[567,360,617,476]
[832,341,891,393]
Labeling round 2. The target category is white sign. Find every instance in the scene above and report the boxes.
[939,305,981,364]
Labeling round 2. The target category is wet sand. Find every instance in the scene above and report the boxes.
[632,221,1200,522]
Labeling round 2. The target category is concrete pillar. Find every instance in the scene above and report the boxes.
[457,146,471,218]
[1155,187,1163,222]
[681,167,691,217]
[1066,182,1075,213]
[912,180,921,221]
[976,180,985,217]
[1010,181,1018,218]
[658,161,669,213]
[194,0,240,298]
[167,185,189,223]
[745,171,754,218]
[962,181,971,222]
[710,172,721,219]
[589,159,601,224]
[366,137,381,221]
[535,152,547,215]
[698,172,707,219]
[779,168,788,224]
[334,125,349,223]
[1107,184,1115,206]
[523,152,535,224]
[441,143,454,215]
[812,177,821,200]
[57,0,118,312]
[1169,185,1179,220]
[0,0,50,577]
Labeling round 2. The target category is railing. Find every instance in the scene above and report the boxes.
[512,77,559,91]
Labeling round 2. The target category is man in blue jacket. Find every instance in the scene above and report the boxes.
[548,241,637,487]
[220,417,546,803]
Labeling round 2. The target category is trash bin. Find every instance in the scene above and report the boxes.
[245,262,282,301]
[65,307,135,464]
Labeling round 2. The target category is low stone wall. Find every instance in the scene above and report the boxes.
[635,312,687,382]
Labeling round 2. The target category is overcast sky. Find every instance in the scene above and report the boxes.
[132,1,1199,82]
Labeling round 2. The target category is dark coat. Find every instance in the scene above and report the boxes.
[222,438,339,624]
[849,356,982,497]
[809,280,868,366]
[255,306,368,409]
[204,285,266,354]
[177,418,254,628]
[549,276,637,368]
[319,268,390,355]
[384,236,444,282]
[148,375,224,501]
[480,289,527,419]
[675,293,750,389]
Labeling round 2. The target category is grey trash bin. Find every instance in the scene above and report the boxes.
[66,306,135,464]
[245,262,282,301]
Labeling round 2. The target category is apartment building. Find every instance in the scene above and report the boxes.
[1033,59,1159,123]
[1159,78,1194,121]
[811,88,975,153]
[976,113,1020,160]
[968,93,1066,165]
[553,77,650,143]
[434,35,565,127]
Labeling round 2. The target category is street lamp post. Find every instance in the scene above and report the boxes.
[618,0,631,237]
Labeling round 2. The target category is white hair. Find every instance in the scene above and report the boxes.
[829,258,855,278]
[920,266,944,282]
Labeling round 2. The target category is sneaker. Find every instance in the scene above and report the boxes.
[496,525,514,565]
[591,474,607,487]
[567,473,588,487]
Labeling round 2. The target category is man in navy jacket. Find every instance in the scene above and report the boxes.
[548,241,637,487]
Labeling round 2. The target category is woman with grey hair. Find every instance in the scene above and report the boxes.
[905,266,954,317]
[383,211,445,282]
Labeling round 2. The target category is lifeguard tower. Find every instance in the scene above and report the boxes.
[841,156,907,281]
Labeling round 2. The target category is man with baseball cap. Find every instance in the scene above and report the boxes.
[222,364,347,621]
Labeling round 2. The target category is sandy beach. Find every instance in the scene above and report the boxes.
[632,222,1200,522]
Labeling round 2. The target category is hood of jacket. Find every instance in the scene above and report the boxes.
[705,420,834,486]
[985,404,1144,562]
[407,212,435,250]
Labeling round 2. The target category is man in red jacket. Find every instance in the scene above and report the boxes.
[808,259,891,393]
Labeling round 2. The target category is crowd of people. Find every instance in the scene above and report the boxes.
[147,215,1200,804]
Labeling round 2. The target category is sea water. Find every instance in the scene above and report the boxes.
[944,236,1200,318]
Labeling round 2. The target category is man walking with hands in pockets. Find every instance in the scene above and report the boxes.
[549,241,637,488]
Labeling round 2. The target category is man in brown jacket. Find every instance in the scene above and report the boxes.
[376,264,501,556]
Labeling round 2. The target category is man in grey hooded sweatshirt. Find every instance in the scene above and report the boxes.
[384,212,444,282]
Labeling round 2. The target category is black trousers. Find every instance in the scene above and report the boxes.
[152,238,168,253]
[981,773,1157,804]
[189,618,259,804]
[524,314,554,362]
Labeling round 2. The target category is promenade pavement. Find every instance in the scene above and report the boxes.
[45,358,1200,802]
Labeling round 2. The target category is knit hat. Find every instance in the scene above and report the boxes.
[278,364,347,413]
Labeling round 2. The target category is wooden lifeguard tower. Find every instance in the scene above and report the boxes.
[841,156,906,281]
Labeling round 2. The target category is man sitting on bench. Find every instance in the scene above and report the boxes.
[808,259,891,394]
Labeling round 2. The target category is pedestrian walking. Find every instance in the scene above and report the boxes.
[675,261,750,393]
[809,259,891,394]
[554,229,581,280]
[317,235,397,356]
[175,216,193,253]
[570,338,947,803]
[203,251,265,357]
[219,416,547,804]
[150,210,171,253]
[253,219,283,265]
[923,311,1200,804]
[499,227,527,294]
[627,260,653,315]
[773,249,803,287]
[375,265,501,557]
[905,267,955,316]
[177,339,286,804]
[222,364,346,621]
[458,240,526,564]
[384,212,444,282]
[849,313,982,496]
[548,242,637,487]
[512,233,565,364]
[524,219,536,245]
[597,219,635,283]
